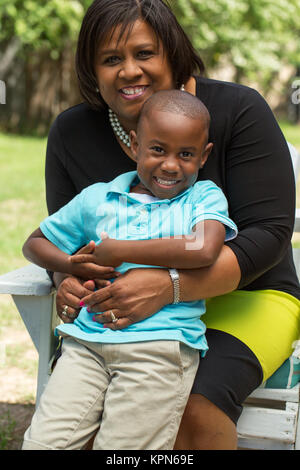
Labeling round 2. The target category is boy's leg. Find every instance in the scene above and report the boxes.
[93,340,199,450]
[22,337,109,450]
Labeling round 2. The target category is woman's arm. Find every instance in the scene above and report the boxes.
[178,245,241,300]
[222,87,295,288]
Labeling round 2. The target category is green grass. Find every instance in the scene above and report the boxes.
[0,133,48,274]
[279,120,300,152]
[0,411,16,450]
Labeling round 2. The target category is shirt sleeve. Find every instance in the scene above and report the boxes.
[190,181,238,241]
[224,87,295,288]
[45,118,78,215]
[40,191,87,255]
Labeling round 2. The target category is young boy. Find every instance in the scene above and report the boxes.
[22,90,237,450]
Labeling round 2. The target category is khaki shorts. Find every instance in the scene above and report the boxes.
[22,336,199,450]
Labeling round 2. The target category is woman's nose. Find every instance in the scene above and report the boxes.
[118,58,143,80]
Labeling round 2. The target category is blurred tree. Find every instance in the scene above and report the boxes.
[0,0,85,57]
[171,0,300,88]
[0,0,88,134]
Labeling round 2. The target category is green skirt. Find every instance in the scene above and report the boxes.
[204,289,300,381]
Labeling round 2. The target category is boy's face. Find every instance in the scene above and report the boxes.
[130,110,213,199]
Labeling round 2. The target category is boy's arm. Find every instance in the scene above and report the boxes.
[23,228,72,273]
[70,220,226,269]
[23,228,115,279]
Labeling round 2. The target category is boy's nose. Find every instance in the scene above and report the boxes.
[160,157,180,173]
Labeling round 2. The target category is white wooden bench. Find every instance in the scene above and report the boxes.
[0,143,299,450]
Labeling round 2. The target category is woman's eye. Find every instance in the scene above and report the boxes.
[138,50,153,59]
[104,56,120,65]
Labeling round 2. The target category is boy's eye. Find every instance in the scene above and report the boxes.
[151,146,164,154]
[180,151,193,159]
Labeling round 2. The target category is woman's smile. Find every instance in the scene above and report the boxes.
[119,85,149,101]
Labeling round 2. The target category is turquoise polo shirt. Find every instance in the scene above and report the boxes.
[40,171,237,353]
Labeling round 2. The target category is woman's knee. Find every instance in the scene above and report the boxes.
[175,394,237,450]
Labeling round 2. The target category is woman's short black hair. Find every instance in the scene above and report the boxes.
[75,0,205,109]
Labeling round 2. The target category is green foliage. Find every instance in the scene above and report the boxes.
[171,0,300,85]
[0,0,87,58]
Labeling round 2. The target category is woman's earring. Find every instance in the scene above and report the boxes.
[180,84,185,91]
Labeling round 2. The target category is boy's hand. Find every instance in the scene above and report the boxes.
[67,239,120,280]
[69,233,122,269]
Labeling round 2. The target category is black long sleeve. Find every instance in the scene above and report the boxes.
[197,77,299,296]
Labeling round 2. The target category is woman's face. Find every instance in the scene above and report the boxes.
[94,19,175,131]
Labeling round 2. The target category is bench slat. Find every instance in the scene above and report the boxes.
[238,405,298,443]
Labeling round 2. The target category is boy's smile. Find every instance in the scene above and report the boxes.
[130,109,213,199]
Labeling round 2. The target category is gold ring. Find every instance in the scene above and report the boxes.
[62,305,69,315]
[110,310,118,323]
[62,305,76,319]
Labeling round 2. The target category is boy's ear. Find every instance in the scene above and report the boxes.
[130,130,138,161]
[200,142,213,168]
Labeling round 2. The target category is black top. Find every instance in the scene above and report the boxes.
[45,76,300,299]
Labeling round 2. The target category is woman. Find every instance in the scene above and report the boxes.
[46,0,300,449]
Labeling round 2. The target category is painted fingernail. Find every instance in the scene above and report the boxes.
[87,307,91,312]
[79,301,85,307]
[92,315,96,322]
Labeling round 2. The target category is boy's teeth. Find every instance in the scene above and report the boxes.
[156,177,178,185]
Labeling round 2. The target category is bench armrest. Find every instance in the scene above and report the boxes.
[0,263,53,296]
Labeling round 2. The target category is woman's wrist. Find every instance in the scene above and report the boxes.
[52,271,73,289]
[158,269,174,305]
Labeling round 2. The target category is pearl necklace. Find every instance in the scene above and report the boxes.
[108,108,131,148]
[108,85,185,148]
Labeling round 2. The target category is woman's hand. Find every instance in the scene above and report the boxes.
[55,240,121,322]
[56,276,95,323]
[80,268,173,329]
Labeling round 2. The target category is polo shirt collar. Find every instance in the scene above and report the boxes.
[107,171,193,202]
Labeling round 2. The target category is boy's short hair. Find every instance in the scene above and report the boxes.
[138,90,211,135]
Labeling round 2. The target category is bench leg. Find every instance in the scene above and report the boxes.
[12,293,59,406]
